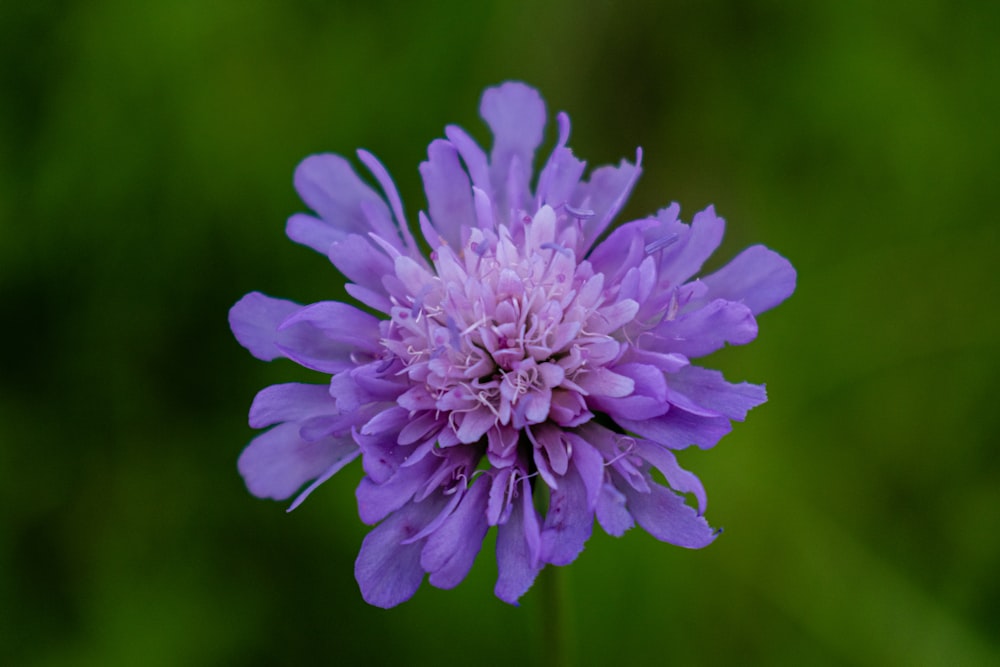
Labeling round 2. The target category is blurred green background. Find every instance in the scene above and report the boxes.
[2,0,998,665]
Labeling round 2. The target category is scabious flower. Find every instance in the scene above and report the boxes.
[230,82,795,608]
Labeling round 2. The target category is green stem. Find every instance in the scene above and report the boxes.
[540,565,571,667]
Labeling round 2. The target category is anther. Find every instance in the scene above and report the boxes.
[644,233,680,254]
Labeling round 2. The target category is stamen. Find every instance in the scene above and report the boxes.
[540,241,571,256]
[564,203,595,219]
[644,233,680,254]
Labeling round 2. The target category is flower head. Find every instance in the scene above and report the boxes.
[230,82,796,608]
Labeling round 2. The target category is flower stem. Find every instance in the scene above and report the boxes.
[540,565,571,667]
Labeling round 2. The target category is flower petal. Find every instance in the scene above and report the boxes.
[419,139,476,250]
[291,154,396,250]
[228,292,300,361]
[480,82,547,212]
[621,478,718,548]
[356,454,439,525]
[248,383,337,429]
[354,494,449,608]
[617,408,733,451]
[701,244,797,315]
[577,149,642,251]
[596,480,634,537]
[237,422,357,501]
[653,299,758,358]
[276,301,382,373]
[328,234,395,296]
[495,476,542,605]
[540,461,594,566]
[633,440,708,515]
[655,204,725,288]
[577,367,635,398]
[668,366,767,422]
[421,476,490,589]
[536,112,588,210]
[588,363,671,421]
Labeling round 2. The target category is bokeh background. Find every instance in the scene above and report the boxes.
[2,0,998,665]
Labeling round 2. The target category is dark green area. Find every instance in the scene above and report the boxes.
[2,1,997,665]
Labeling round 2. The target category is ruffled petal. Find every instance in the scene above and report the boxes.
[652,299,758,358]
[421,476,490,589]
[291,154,396,251]
[633,440,708,515]
[577,149,642,252]
[616,408,733,451]
[536,111,587,209]
[275,301,382,373]
[237,422,357,501]
[419,139,476,250]
[355,454,439,525]
[668,366,767,422]
[480,82,547,213]
[621,479,718,548]
[701,244,797,315]
[596,480,634,537]
[354,494,449,608]
[494,476,542,604]
[655,205,726,288]
[540,459,594,566]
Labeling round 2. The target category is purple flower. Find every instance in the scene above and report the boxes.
[230,82,796,608]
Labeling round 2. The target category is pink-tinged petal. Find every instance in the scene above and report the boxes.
[617,409,733,451]
[356,454,438,525]
[540,461,594,566]
[701,244,797,315]
[622,479,718,549]
[494,477,542,605]
[577,367,635,398]
[656,205,726,287]
[653,299,758,358]
[248,383,336,428]
[589,363,671,421]
[578,149,642,251]
[238,422,357,501]
[596,479,634,537]
[668,366,767,422]
[354,494,449,609]
[421,476,490,589]
[480,82,547,212]
[328,234,395,295]
[633,440,708,515]
[229,292,300,361]
[292,154,395,250]
[419,139,476,250]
